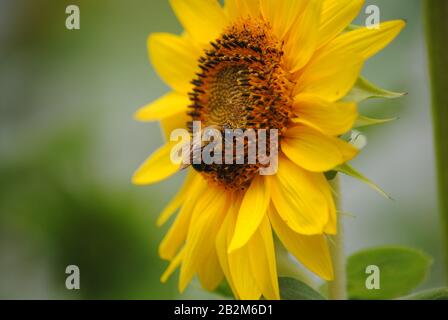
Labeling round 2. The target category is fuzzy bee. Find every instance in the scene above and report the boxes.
[179,124,223,171]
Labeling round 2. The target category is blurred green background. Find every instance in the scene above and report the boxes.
[0,0,442,299]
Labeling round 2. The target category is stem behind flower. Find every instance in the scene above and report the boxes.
[328,176,347,300]
[425,0,448,284]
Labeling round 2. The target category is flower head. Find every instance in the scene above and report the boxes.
[133,0,404,299]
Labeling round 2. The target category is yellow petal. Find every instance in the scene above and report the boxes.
[197,248,224,291]
[224,0,239,21]
[157,170,195,226]
[269,156,329,235]
[293,94,358,136]
[248,215,280,300]
[308,172,337,235]
[148,33,199,93]
[318,0,364,48]
[269,207,334,280]
[160,208,192,261]
[260,0,306,40]
[229,247,262,300]
[170,0,227,47]
[282,123,359,172]
[161,247,184,283]
[326,20,406,60]
[296,20,404,101]
[215,203,240,298]
[135,92,189,122]
[222,199,261,300]
[179,186,229,292]
[226,199,261,300]
[229,175,270,252]
[284,0,323,73]
[160,111,189,141]
[132,141,181,185]
[159,174,208,260]
[238,0,262,18]
[294,51,363,102]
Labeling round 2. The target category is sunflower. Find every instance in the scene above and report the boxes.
[133,0,404,300]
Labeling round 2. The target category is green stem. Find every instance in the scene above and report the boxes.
[425,0,448,284]
[327,176,347,300]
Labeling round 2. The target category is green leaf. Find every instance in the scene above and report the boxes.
[347,246,433,300]
[215,281,234,299]
[400,288,448,300]
[354,115,397,129]
[279,277,326,300]
[318,282,329,298]
[335,163,391,199]
[345,24,362,31]
[343,77,406,103]
[324,170,338,181]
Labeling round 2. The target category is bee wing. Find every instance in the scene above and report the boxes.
[179,138,204,170]
[179,125,223,171]
[190,138,204,164]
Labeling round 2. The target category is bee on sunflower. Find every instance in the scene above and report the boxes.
[133,0,405,300]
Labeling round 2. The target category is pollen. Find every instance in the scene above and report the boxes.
[187,18,295,190]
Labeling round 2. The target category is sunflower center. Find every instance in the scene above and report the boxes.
[187,18,294,190]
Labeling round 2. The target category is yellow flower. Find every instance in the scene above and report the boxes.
[133,0,404,300]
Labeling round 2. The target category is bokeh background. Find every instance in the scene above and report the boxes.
[0,0,442,299]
